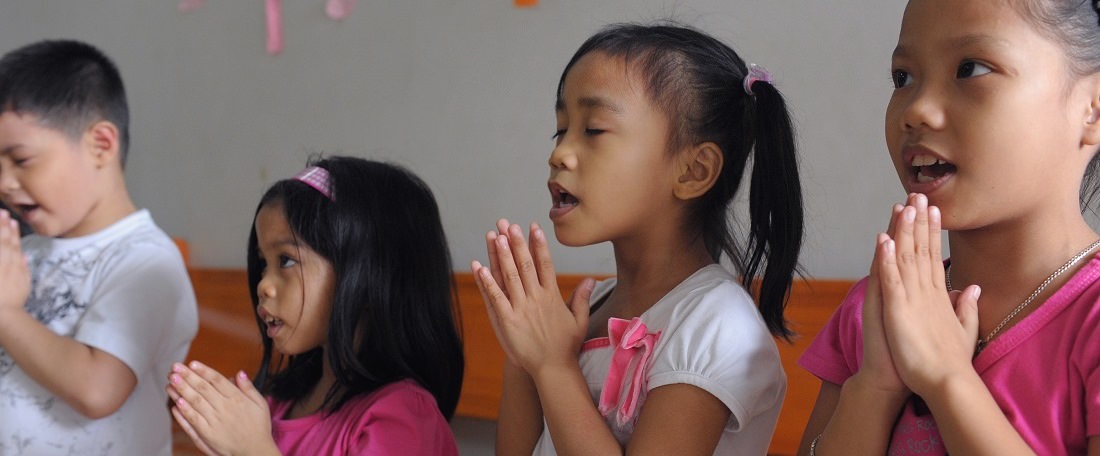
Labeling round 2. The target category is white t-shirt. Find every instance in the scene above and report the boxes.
[0,210,199,455]
[532,264,785,456]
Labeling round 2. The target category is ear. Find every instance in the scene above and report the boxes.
[673,142,723,200]
[1081,75,1100,149]
[83,121,121,168]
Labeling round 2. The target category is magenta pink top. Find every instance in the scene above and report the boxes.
[268,380,458,456]
[799,256,1100,455]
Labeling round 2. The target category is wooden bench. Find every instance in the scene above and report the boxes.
[184,267,849,456]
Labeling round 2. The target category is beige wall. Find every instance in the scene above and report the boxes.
[0,1,909,278]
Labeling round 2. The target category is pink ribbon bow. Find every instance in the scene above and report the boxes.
[598,317,661,426]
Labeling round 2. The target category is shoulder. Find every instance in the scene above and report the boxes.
[645,266,785,424]
[344,381,458,455]
[343,380,445,425]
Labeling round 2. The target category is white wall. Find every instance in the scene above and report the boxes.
[0,0,908,279]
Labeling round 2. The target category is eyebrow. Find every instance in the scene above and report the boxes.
[893,33,1011,59]
[555,95,625,114]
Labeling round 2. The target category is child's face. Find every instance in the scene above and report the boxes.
[548,52,681,246]
[885,0,1094,230]
[253,201,335,356]
[0,112,108,238]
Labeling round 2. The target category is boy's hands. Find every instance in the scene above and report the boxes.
[167,361,280,456]
[472,220,595,379]
[0,210,29,313]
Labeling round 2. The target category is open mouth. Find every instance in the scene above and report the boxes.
[554,190,579,208]
[911,155,956,183]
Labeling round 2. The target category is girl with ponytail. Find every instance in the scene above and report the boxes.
[472,22,804,455]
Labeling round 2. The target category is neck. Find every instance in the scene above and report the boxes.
[608,225,713,317]
[947,211,1098,335]
[289,349,338,418]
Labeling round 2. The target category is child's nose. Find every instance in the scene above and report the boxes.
[549,142,577,170]
[0,167,17,196]
[256,276,276,301]
[899,86,946,133]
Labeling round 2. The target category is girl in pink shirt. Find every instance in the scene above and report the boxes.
[799,1,1100,454]
[166,156,464,455]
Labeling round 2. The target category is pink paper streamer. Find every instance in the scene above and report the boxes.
[265,0,283,55]
[325,0,356,20]
[177,0,205,12]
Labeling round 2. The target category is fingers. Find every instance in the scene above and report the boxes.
[567,278,595,328]
[928,205,945,286]
[472,260,513,329]
[234,370,267,408]
[863,233,889,327]
[954,285,982,346]
[885,203,903,238]
[528,223,559,292]
[505,223,541,294]
[910,194,933,285]
[186,361,239,399]
[170,406,218,456]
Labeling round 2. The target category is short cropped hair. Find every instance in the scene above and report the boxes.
[0,40,130,166]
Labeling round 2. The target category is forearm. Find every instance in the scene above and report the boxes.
[533,363,622,456]
[922,373,1034,455]
[497,361,545,456]
[0,308,135,418]
[812,373,909,456]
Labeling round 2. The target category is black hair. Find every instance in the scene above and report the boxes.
[0,40,130,167]
[246,156,465,418]
[557,23,804,339]
[1013,0,1100,210]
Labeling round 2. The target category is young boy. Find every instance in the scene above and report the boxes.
[0,40,198,455]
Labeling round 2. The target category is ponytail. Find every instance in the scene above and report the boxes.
[561,23,805,339]
[742,81,803,340]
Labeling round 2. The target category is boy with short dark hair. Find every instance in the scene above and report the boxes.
[0,39,197,455]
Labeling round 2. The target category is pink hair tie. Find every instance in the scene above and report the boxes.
[743,64,773,96]
[294,166,334,201]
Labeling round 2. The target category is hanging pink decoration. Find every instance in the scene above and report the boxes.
[325,0,356,20]
[177,0,205,12]
[265,0,284,55]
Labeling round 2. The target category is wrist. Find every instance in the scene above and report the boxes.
[845,372,910,409]
[915,368,983,412]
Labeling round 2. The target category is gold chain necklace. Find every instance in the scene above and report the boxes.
[946,238,1100,354]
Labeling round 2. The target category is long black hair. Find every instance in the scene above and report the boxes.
[246,156,465,418]
[558,23,804,339]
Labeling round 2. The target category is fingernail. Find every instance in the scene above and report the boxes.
[171,374,181,385]
[172,363,183,373]
[238,370,248,380]
[497,236,509,249]
[886,239,896,254]
[189,360,201,370]
[904,207,915,221]
[973,286,982,299]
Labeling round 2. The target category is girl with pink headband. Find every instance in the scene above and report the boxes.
[167,156,465,455]
[473,22,804,455]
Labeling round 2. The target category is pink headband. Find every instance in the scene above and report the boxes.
[742,64,774,96]
[294,166,334,201]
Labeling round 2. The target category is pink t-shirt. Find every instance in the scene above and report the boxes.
[268,380,459,456]
[799,255,1100,455]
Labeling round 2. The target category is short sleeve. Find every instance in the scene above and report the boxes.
[1078,299,1100,437]
[74,239,197,378]
[352,384,458,456]
[797,278,869,386]
[646,281,785,431]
